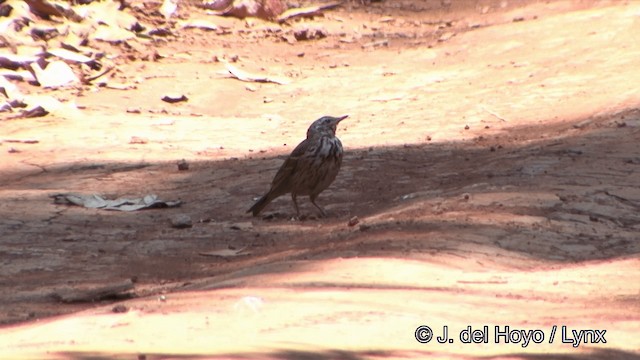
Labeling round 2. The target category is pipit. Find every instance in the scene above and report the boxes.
[248,115,348,217]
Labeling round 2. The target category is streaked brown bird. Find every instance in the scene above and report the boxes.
[248,115,348,217]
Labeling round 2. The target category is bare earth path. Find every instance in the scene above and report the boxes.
[1,1,639,359]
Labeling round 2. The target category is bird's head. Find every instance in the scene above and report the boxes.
[307,115,348,138]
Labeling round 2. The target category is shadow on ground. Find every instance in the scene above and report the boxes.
[54,348,640,360]
[0,106,639,324]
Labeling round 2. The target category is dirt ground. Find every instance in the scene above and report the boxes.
[1,0,640,359]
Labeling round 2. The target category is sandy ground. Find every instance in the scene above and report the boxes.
[1,0,640,359]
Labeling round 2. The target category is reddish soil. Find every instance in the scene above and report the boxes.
[1,0,639,359]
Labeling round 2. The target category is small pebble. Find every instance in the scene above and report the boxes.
[171,214,193,229]
[177,159,189,171]
[112,304,128,313]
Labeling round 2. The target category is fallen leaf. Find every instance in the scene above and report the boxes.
[0,76,24,100]
[30,26,60,41]
[81,0,138,29]
[20,105,49,118]
[276,2,341,23]
[220,59,290,85]
[202,0,286,20]
[0,69,37,83]
[161,94,189,103]
[93,25,135,43]
[161,0,178,19]
[179,19,218,31]
[31,60,79,88]
[199,246,250,257]
[0,54,40,70]
[47,48,94,63]
[103,82,136,90]
[50,193,182,211]
[24,0,65,19]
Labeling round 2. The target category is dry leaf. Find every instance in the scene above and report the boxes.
[47,48,94,63]
[20,105,48,118]
[0,54,40,70]
[220,59,289,85]
[51,193,182,211]
[180,19,218,31]
[162,94,188,103]
[202,0,285,20]
[0,76,24,100]
[276,2,341,23]
[31,60,79,88]
[161,0,179,19]
[93,25,135,43]
[199,246,250,257]
[0,69,37,83]
[80,0,138,29]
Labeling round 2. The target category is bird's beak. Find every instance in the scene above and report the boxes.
[337,115,349,122]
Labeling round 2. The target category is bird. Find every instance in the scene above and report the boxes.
[248,115,348,218]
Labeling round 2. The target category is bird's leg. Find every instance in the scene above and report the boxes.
[309,195,327,217]
[291,193,300,218]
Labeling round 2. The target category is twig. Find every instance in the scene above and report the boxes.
[83,66,114,84]
[2,139,39,144]
[480,105,508,122]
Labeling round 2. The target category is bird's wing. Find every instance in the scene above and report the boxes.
[270,138,308,190]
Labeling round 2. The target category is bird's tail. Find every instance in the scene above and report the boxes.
[247,193,273,216]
